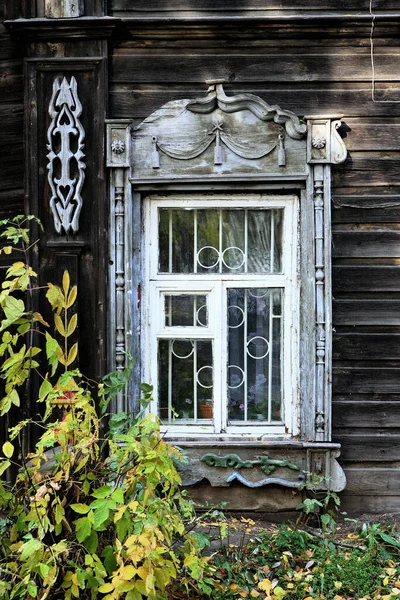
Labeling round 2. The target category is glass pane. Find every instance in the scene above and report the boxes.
[227,288,283,423]
[158,339,213,423]
[197,209,220,274]
[221,210,245,273]
[159,209,194,273]
[164,294,208,327]
[158,207,283,275]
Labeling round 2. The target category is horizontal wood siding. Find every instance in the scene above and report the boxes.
[107,15,400,511]
[0,6,24,247]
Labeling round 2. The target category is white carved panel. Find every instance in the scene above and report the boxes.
[47,76,85,234]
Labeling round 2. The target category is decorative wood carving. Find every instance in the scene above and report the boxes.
[331,120,348,164]
[47,76,85,234]
[107,83,349,493]
[201,452,300,475]
[114,171,126,384]
[226,472,306,488]
[313,166,326,441]
[131,81,308,181]
[187,80,307,140]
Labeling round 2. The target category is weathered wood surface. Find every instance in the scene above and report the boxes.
[334,436,400,462]
[0,17,24,266]
[333,334,400,360]
[106,14,400,508]
[333,300,400,326]
[333,402,400,428]
[332,368,400,396]
[110,0,399,11]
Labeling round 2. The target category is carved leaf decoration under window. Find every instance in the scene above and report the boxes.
[47,76,86,235]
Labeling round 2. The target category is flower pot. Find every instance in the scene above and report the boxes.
[199,403,213,419]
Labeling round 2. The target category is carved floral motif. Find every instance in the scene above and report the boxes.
[111,140,126,154]
[312,135,326,149]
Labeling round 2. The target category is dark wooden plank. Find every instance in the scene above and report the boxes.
[0,189,24,218]
[343,119,400,152]
[340,493,400,515]
[334,435,400,462]
[0,24,23,58]
[332,194,400,224]
[111,53,400,84]
[110,0,398,10]
[109,84,400,120]
[333,401,400,428]
[333,266,400,292]
[332,229,400,258]
[333,299,400,325]
[332,368,400,395]
[333,152,400,188]
[333,333,400,360]
[343,468,400,496]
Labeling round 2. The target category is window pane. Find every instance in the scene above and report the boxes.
[158,339,213,423]
[164,294,208,327]
[159,209,194,273]
[227,288,283,423]
[158,208,283,274]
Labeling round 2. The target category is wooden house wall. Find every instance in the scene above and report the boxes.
[1,0,400,513]
[107,7,400,513]
[0,0,24,222]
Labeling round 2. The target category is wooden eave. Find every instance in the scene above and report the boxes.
[3,16,121,40]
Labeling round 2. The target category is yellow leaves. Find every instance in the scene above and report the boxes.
[67,313,77,337]
[62,271,70,296]
[259,579,272,593]
[334,581,343,589]
[55,314,66,337]
[67,343,78,366]
[2,441,14,458]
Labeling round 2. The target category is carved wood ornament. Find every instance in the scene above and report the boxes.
[106,81,348,492]
[47,76,86,234]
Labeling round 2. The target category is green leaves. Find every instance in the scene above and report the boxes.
[75,516,93,543]
[70,503,91,514]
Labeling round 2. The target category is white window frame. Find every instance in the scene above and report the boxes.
[142,193,299,438]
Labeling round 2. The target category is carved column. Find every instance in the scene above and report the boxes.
[313,164,326,441]
[106,121,132,413]
[306,115,347,442]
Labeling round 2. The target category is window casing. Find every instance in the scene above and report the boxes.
[143,194,299,437]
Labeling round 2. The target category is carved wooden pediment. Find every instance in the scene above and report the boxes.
[131,80,308,181]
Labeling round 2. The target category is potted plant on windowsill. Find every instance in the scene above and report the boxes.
[199,399,213,419]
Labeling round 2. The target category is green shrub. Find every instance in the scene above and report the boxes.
[0,216,212,600]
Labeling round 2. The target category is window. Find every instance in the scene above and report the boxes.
[143,194,299,436]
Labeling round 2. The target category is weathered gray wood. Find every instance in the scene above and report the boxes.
[333,266,400,292]
[334,152,400,188]
[333,334,400,360]
[332,368,400,395]
[333,299,400,326]
[332,229,400,258]
[334,436,400,462]
[111,53,400,84]
[110,0,399,11]
[332,193,400,223]
[333,401,400,428]
[343,119,400,152]
[110,85,400,121]
[344,468,400,496]
[340,493,400,516]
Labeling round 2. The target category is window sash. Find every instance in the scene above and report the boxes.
[143,195,299,437]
